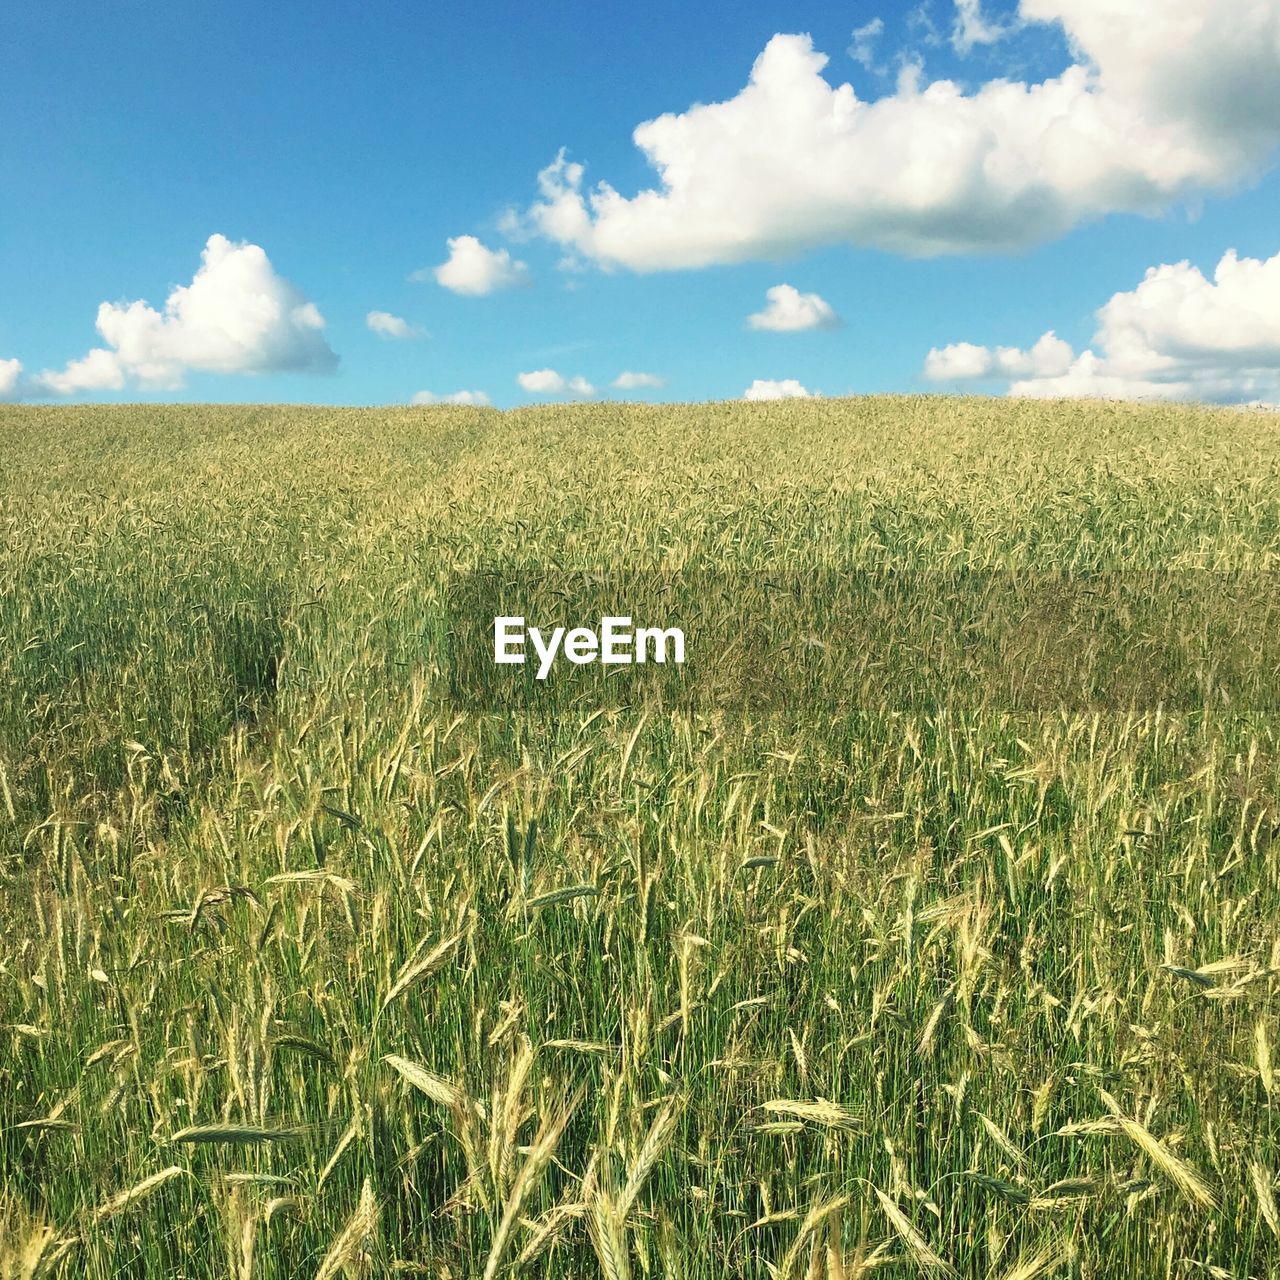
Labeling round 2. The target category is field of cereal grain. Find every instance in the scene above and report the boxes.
[2,397,1279,1278]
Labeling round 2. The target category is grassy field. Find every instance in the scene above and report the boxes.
[1,397,1279,1278]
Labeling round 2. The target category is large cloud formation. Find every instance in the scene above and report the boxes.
[925,246,1280,402]
[24,235,336,396]
[521,1,1280,270]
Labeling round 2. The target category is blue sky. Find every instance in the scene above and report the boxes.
[2,0,1279,407]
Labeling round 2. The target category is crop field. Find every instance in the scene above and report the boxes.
[2,397,1280,1278]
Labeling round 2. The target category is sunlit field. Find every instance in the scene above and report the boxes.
[2,397,1279,1279]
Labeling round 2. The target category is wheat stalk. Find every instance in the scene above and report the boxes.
[1098,1091,1218,1210]
[872,1190,956,1276]
[314,1178,379,1280]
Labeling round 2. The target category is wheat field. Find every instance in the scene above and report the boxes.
[1,397,1279,1278]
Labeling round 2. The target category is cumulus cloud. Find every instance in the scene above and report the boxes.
[28,234,336,396]
[427,235,530,295]
[924,246,1280,402]
[748,284,842,332]
[743,378,817,401]
[411,389,490,406]
[517,368,595,396]
[37,349,126,395]
[925,331,1073,381]
[518,5,1280,270]
[613,370,666,389]
[924,341,993,381]
[0,357,22,401]
[367,311,420,339]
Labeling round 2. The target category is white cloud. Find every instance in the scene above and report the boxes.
[411,389,490,406]
[517,368,564,393]
[366,310,420,339]
[743,378,817,401]
[0,357,25,400]
[428,235,530,295]
[952,0,1015,54]
[613,370,666,389]
[924,340,993,381]
[848,18,885,71]
[37,349,127,395]
[925,331,1073,380]
[1024,0,1280,148]
[748,284,842,332]
[519,7,1280,270]
[924,246,1280,403]
[517,368,595,396]
[30,234,336,396]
